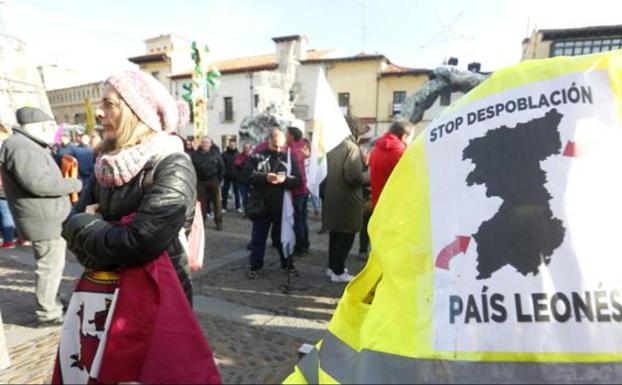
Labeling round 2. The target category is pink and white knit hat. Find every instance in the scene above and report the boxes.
[106,71,189,132]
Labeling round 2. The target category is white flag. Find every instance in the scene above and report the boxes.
[281,149,295,259]
[306,68,351,197]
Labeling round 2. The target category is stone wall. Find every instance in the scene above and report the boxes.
[0,2,51,126]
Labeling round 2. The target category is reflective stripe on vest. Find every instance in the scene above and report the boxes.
[297,347,319,385]
[297,332,622,384]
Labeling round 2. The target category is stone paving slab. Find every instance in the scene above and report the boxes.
[195,295,327,342]
[0,213,365,384]
[200,315,304,385]
[195,249,365,322]
[0,330,58,384]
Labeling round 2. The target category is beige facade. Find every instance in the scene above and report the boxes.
[318,59,466,137]
[129,34,194,94]
[522,25,622,61]
[47,82,103,124]
[378,73,430,136]
[132,33,470,144]
[324,60,381,119]
[521,32,553,61]
[314,56,433,135]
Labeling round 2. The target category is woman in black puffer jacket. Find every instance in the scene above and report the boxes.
[62,71,197,303]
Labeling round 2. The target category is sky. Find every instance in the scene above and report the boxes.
[6,0,622,82]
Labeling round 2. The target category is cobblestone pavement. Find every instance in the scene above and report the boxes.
[0,212,367,384]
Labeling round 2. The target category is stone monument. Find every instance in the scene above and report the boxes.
[0,0,52,127]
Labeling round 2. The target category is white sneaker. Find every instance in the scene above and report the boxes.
[326,268,348,278]
[222,209,228,214]
[330,272,354,283]
[207,213,215,220]
[237,208,245,214]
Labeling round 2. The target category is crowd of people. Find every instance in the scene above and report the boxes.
[0,68,415,382]
[183,117,414,283]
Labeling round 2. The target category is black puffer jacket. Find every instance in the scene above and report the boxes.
[221,148,239,179]
[191,150,224,182]
[62,151,197,303]
[244,150,302,214]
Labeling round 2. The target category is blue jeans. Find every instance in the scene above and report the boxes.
[222,177,240,210]
[293,194,310,253]
[250,212,288,272]
[239,182,250,209]
[310,194,321,212]
[0,199,15,243]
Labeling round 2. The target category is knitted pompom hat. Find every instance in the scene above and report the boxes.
[106,71,188,132]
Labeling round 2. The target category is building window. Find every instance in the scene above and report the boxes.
[551,37,622,57]
[392,91,407,116]
[440,92,451,107]
[254,94,259,109]
[224,97,234,122]
[338,92,350,116]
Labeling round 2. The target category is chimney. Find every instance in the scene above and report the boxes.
[447,57,459,66]
[468,62,481,73]
[272,35,308,64]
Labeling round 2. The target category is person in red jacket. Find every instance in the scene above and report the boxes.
[369,120,414,207]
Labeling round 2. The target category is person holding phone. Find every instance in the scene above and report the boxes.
[244,128,302,280]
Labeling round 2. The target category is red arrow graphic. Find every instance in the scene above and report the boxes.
[435,236,471,270]
[563,141,588,158]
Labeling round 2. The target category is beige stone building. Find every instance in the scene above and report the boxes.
[306,55,434,136]
[47,82,103,124]
[522,25,622,61]
[128,34,194,94]
[129,33,474,145]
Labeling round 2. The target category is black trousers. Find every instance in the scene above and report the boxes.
[329,231,356,275]
[222,177,240,210]
[360,211,372,254]
[250,212,288,272]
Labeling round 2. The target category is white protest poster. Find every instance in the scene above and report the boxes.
[428,69,622,353]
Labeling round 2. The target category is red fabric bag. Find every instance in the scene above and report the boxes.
[52,214,220,384]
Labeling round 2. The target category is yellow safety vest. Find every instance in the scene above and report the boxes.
[286,51,622,384]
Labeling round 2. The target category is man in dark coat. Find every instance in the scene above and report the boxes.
[245,129,302,279]
[191,138,225,230]
[221,139,241,213]
[72,134,96,188]
[54,131,75,166]
[0,107,82,326]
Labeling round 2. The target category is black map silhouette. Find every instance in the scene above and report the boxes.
[463,108,566,280]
